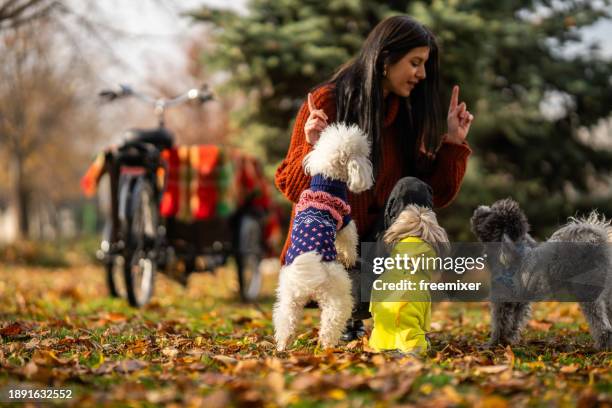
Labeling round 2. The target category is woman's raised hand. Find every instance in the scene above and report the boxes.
[304,92,328,145]
[446,85,474,145]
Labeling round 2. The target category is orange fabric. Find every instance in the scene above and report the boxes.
[275,84,472,263]
[192,145,220,219]
[160,148,180,217]
[80,153,106,197]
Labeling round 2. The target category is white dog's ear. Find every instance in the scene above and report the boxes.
[346,156,373,193]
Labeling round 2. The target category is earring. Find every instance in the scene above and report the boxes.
[383,67,387,77]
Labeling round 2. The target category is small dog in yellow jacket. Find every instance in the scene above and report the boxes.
[369,205,449,355]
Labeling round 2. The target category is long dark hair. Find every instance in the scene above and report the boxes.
[328,15,442,175]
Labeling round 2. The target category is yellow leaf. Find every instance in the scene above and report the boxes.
[477,395,508,408]
[526,360,546,370]
[420,383,433,395]
[328,389,346,400]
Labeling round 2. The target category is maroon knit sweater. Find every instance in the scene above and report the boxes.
[275,84,472,262]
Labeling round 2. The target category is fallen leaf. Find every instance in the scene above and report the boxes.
[290,374,321,391]
[267,371,285,394]
[371,355,386,366]
[20,361,38,378]
[213,355,237,366]
[93,361,116,375]
[115,359,148,374]
[328,389,346,400]
[476,395,508,408]
[105,312,128,322]
[560,363,579,374]
[145,387,177,404]
[23,338,41,349]
[258,340,275,349]
[476,365,509,374]
[32,350,70,366]
[0,322,25,337]
[162,347,179,358]
[386,376,417,400]
[528,320,553,331]
[201,390,231,408]
[234,359,259,374]
[345,340,360,350]
[504,346,515,369]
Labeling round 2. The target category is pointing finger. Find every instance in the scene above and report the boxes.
[307,93,316,113]
[449,85,459,112]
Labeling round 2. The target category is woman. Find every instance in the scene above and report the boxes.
[275,15,474,340]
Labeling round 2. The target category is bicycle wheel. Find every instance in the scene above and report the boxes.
[124,179,158,307]
[236,214,263,302]
[105,254,127,298]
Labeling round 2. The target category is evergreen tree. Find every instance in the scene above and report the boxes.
[190,1,612,238]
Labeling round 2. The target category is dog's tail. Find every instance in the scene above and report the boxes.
[282,252,329,294]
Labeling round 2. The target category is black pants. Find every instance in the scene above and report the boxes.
[348,177,433,320]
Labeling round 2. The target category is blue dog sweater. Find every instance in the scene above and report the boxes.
[284,175,352,265]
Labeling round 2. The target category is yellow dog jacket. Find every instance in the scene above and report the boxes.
[369,236,435,354]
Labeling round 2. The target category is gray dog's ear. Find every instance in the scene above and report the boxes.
[472,205,491,221]
[500,233,520,266]
[470,205,491,237]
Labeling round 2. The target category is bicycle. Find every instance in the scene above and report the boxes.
[89,84,272,306]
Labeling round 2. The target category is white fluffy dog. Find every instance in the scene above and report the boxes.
[274,123,374,351]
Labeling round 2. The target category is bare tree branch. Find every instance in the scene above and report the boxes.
[0,0,62,30]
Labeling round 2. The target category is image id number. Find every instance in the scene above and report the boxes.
[8,388,72,400]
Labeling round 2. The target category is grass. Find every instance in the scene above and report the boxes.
[0,257,610,406]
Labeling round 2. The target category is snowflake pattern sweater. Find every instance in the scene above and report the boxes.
[284,175,351,265]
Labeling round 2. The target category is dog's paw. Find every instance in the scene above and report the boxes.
[595,330,612,351]
[487,337,507,348]
[319,340,339,350]
[274,334,293,352]
[276,340,289,352]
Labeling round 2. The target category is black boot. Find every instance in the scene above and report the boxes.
[341,319,366,342]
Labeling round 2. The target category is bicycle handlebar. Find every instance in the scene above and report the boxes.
[99,83,213,106]
[98,83,214,126]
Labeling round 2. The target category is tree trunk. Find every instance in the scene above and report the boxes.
[10,153,29,240]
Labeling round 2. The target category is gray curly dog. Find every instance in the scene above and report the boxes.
[471,198,612,351]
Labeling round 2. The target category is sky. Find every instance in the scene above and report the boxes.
[71,0,612,90]
[65,0,243,88]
